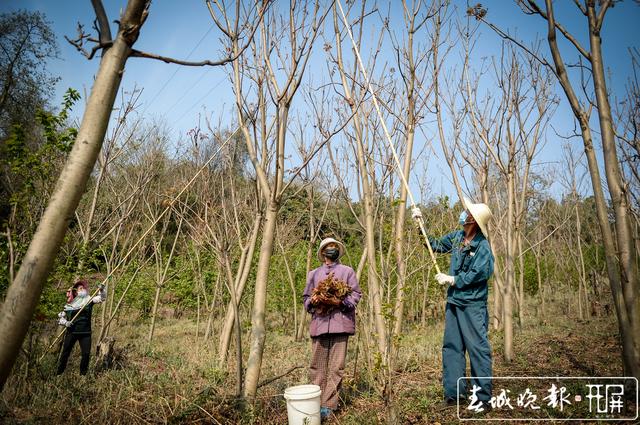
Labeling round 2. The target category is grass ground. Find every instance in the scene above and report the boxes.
[0,298,632,424]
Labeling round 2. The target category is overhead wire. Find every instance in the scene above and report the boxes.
[142,25,214,114]
[174,75,227,124]
[163,68,212,116]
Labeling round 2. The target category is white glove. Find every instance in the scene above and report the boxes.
[57,312,66,319]
[411,207,423,221]
[436,273,455,286]
[93,283,107,303]
[58,317,71,327]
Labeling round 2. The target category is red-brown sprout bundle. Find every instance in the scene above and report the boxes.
[311,272,352,315]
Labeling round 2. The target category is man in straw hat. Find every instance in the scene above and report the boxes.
[412,197,494,409]
[303,237,362,421]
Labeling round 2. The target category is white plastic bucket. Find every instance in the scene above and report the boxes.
[283,384,322,425]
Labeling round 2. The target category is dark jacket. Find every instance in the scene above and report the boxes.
[63,303,95,335]
[429,230,494,306]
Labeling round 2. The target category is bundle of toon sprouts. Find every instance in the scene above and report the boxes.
[312,272,351,315]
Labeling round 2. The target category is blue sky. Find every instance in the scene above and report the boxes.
[2,0,639,204]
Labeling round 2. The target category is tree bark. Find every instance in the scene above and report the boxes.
[575,195,587,320]
[516,231,525,326]
[503,164,515,362]
[539,0,639,379]
[204,274,221,341]
[243,203,278,399]
[147,285,162,344]
[296,187,318,341]
[586,1,640,379]
[218,214,261,363]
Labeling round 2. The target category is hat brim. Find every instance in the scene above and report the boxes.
[73,280,89,290]
[462,196,490,237]
[317,238,345,262]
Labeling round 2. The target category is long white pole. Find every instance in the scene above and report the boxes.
[335,0,440,274]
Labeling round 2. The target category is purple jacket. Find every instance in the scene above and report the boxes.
[303,262,362,337]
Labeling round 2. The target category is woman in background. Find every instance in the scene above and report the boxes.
[56,279,106,375]
[303,238,362,421]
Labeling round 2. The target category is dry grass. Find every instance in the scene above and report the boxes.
[0,296,626,424]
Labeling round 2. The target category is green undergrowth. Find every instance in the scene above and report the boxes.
[0,301,624,424]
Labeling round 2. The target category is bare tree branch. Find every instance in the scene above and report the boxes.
[524,0,591,60]
[281,105,359,193]
[91,0,112,44]
[572,0,587,15]
[477,16,553,73]
[258,365,304,388]
[65,24,108,60]
[129,49,240,66]
[596,0,612,31]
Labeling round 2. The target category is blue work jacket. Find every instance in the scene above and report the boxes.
[428,230,494,306]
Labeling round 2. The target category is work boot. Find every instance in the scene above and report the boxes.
[320,407,333,421]
[440,396,467,409]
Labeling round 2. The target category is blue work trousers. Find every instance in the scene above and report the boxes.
[442,303,492,401]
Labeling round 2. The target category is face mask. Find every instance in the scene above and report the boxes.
[323,247,340,261]
[458,211,468,226]
[77,289,88,298]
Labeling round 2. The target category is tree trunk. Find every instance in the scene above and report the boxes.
[516,231,525,326]
[503,167,515,362]
[359,147,388,361]
[196,292,201,343]
[148,212,182,345]
[391,1,432,339]
[535,227,545,318]
[97,263,143,344]
[295,250,313,341]
[218,214,261,362]
[243,203,278,399]
[147,285,162,344]
[575,198,587,320]
[0,0,149,390]
[587,3,640,379]
[539,0,639,381]
[481,181,503,331]
[296,189,318,341]
[100,261,112,338]
[219,248,244,397]
[204,274,221,341]
[296,187,327,341]
[391,146,411,339]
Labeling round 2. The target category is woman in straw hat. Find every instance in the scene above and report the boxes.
[302,237,362,421]
[412,197,494,409]
[56,279,107,375]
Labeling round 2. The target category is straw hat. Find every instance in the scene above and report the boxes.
[462,197,493,237]
[317,237,346,262]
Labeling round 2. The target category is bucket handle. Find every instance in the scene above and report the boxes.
[287,402,320,418]
[284,394,321,418]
